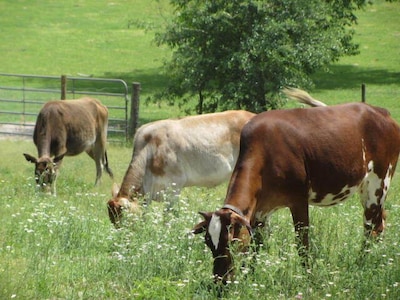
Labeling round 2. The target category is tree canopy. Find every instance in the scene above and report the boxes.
[156,0,370,113]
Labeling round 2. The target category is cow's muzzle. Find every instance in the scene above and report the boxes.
[107,200,122,227]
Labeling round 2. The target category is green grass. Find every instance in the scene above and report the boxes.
[0,0,180,123]
[1,0,400,299]
[2,140,400,299]
[311,1,400,117]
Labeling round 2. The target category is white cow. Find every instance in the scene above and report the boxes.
[107,110,255,225]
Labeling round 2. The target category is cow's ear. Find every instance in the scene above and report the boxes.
[192,220,208,234]
[192,211,213,234]
[112,183,120,197]
[53,153,65,164]
[199,211,213,221]
[23,153,37,163]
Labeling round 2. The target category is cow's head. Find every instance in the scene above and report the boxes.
[192,209,252,284]
[107,183,141,227]
[23,153,64,195]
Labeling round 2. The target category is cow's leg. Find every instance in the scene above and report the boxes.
[360,180,389,240]
[51,176,58,196]
[99,126,113,178]
[103,150,113,178]
[360,162,393,241]
[50,155,64,196]
[290,203,310,261]
[252,213,271,252]
[86,148,103,186]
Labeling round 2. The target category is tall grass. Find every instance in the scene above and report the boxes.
[1,0,400,299]
[2,141,400,299]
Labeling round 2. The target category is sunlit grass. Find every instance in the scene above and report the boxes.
[1,141,400,299]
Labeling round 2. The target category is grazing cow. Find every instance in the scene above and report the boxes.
[193,97,400,283]
[107,95,324,226]
[107,110,255,225]
[23,97,113,195]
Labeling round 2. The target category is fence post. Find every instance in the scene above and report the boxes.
[61,75,67,100]
[129,82,141,139]
[361,83,366,103]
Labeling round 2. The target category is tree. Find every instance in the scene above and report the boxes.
[156,0,369,113]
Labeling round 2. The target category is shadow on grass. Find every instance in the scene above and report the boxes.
[109,64,400,94]
[102,67,169,96]
[0,68,169,100]
[313,64,400,90]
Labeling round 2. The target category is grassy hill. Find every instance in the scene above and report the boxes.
[0,0,399,119]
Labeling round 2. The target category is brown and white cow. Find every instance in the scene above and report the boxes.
[193,98,400,283]
[107,110,255,225]
[24,97,113,195]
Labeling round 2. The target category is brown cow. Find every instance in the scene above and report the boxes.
[193,97,400,283]
[24,97,113,195]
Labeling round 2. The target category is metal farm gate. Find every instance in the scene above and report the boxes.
[0,73,140,142]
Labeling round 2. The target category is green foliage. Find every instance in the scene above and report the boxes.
[157,0,370,113]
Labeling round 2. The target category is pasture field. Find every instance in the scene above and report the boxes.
[1,0,400,299]
[2,140,400,299]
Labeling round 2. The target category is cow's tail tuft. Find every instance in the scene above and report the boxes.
[283,87,327,107]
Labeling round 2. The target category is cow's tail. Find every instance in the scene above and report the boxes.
[104,150,114,179]
[283,87,327,107]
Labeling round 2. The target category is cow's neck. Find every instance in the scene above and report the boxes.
[35,124,53,158]
[222,204,246,218]
[223,196,258,224]
[118,163,143,198]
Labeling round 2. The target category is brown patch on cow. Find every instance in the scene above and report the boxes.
[149,136,166,176]
[144,133,151,143]
[333,189,351,201]
[364,203,385,236]
[143,134,166,176]
[375,187,383,199]
[150,155,166,176]
[152,135,163,147]
[312,192,326,203]
[144,133,160,145]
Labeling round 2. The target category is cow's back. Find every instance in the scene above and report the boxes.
[33,97,107,157]
[132,110,255,193]
[234,103,400,210]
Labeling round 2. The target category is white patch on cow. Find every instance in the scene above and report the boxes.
[308,185,358,206]
[383,164,393,196]
[209,214,222,250]
[364,162,392,206]
[364,161,380,209]
[360,161,392,229]
[361,138,366,164]
[367,160,374,172]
